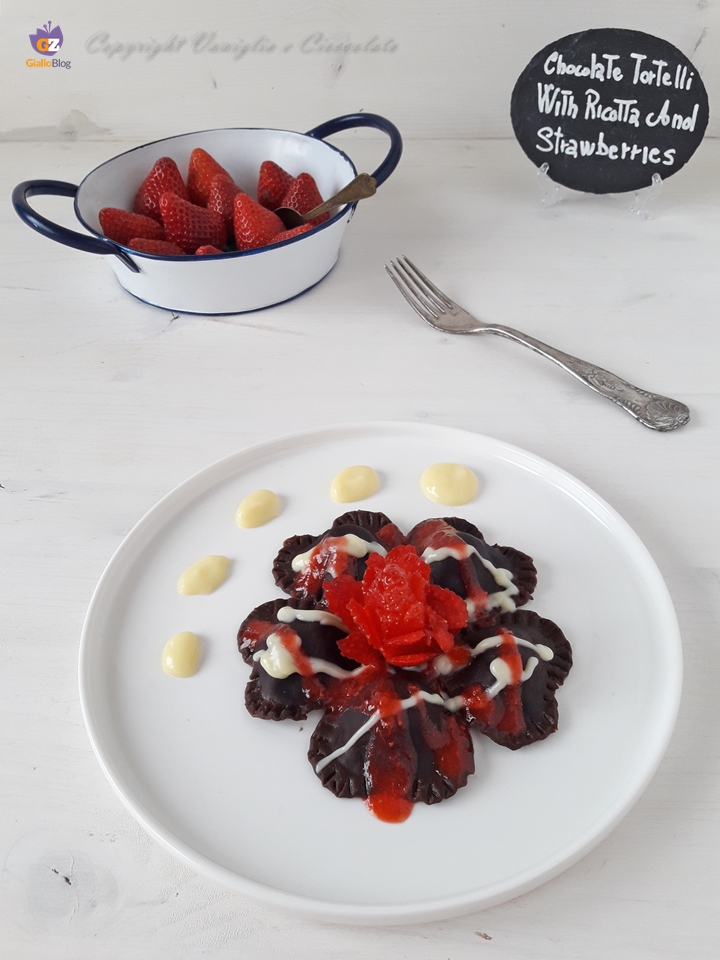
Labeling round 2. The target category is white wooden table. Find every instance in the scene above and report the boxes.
[1,135,719,958]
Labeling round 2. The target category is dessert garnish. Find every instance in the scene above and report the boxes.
[420,462,478,505]
[177,555,231,595]
[236,489,281,528]
[330,465,379,503]
[238,511,571,822]
[323,545,468,668]
[162,631,201,677]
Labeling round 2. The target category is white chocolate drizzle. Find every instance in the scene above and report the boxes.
[434,633,553,677]
[276,606,348,631]
[291,534,387,574]
[313,630,556,773]
[420,543,519,613]
[314,690,445,773]
[253,630,364,681]
[435,630,554,714]
[486,655,539,698]
[253,632,301,680]
[470,634,554,661]
[440,657,542,710]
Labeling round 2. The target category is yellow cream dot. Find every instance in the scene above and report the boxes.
[236,489,281,528]
[330,465,379,503]
[177,555,231,595]
[162,632,201,678]
[420,463,478,506]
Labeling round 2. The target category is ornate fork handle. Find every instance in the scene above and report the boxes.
[488,324,690,432]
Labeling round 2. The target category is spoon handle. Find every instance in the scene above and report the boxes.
[305,173,377,220]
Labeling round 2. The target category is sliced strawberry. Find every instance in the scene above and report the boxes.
[257,160,294,210]
[264,224,312,245]
[187,148,233,206]
[99,208,165,246]
[128,238,185,256]
[159,193,227,254]
[233,193,284,250]
[325,546,469,668]
[207,174,243,238]
[133,157,188,223]
[195,244,224,255]
[280,173,329,225]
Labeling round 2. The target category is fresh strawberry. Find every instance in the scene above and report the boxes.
[99,208,165,246]
[233,193,284,250]
[128,238,185,256]
[159,193,227,254]
[133,157,188,223]
[187,148,233,206]
[280,173,329,224]
[264,223,312,245]
[257,160,294,210]
[195,245,224,255]
[207,174,243,238]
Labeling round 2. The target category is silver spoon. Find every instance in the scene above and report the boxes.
[275,172,377,229]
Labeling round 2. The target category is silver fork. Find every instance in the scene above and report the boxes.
[385,256,690,432]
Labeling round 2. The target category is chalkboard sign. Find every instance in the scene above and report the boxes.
[511,28,709,194]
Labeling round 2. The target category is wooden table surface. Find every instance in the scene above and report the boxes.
[1,135,718,958]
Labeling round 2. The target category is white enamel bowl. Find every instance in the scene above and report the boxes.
[13,114,402,315]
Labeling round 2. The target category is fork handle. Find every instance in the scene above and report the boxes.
[489,325,690,431]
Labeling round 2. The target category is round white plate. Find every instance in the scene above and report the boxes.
[79,423,682,924]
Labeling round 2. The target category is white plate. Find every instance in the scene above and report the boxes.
[79,423,682,925]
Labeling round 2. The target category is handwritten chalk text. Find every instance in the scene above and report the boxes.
[536,126,677,165]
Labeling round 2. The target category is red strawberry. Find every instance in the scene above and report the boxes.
[187,148,233,206]
[264,223,312,246]
[128,238,185,256]
[207,174,243,238]
[195,245,224,255]
[133,157,188,223]
[257,160,294,210]
[280,173,329,225]
[159,192,227,254]
[99,208,165,246]
[233,193,284,250]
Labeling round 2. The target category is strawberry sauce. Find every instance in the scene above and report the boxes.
[495,629,525,735]
[365,705,415,823]
[275,625,325,703]
[238,618,276,657]
[294,537,353,596]
[409,520,491,617]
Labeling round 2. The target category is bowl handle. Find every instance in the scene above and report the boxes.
[12,180,140,273]
[304,114,402,187]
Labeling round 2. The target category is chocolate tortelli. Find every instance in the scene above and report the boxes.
[237,511,572,823]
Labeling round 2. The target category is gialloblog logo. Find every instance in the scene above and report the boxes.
[27,21,71,68]
[29,21,63,54]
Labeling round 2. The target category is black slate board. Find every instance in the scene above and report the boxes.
[511,28,709,194]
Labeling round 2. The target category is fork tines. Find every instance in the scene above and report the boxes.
[385,256,454,324]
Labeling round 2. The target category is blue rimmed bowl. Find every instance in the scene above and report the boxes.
[12,113,402,315]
